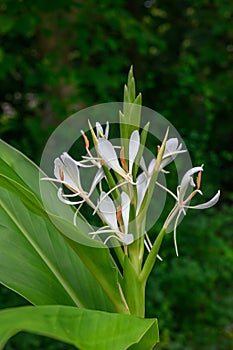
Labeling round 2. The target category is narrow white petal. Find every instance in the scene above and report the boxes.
[148,158,156,176]
[140,157,147,172]
[105,121,109,139]
[97,138,126,177]
[136,172,148,214]
[121,192,130,234]
[98,192,118,231]
[96,122,104,138]
[186,190,220,210]
[129,130,140,174]
[179,165,204,202]
[89,168,105,196]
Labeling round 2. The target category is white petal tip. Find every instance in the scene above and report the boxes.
[122,234,134,245]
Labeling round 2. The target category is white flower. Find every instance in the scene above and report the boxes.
[160,138,186,170]
[97,130,140,183]
[136,158,156,214]
[89,192,134,245]
[41,152,88,205]
[41,152,100,222]
[163,165,220,255]
[136,138,186,214]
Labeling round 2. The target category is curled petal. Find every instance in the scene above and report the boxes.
[186,190,220,210]
[179,165,204,202]
[57,188,85,205]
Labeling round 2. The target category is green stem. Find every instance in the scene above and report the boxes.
[123,255,146,317]
[140,227,166,283]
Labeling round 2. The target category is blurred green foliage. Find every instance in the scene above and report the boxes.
[0,0,232,349]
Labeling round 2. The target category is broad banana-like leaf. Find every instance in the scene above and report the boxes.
[0,306,159,350]
[0,140,126,312]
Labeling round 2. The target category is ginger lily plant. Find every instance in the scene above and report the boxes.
[0,67,220,349]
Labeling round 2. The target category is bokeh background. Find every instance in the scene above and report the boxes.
[0,0,232,349]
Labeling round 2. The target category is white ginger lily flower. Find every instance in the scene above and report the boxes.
[41,152,99,219]
[41,152,87,205]
[72,122,110,192]
[97,130,140,184]
[163,165,220,255]
[89,192,134,246]
[136,138,186,214]
[160,138,187,171]
[136,158,156,214]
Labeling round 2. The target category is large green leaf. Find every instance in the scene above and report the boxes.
[0,306,159,350]
[0,187,112,310]
[0,140,127,312]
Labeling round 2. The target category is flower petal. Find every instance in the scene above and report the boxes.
[89,168,105,196]
[179,165,204,202]
[105,121,109,139]
[54,154,82,192]
[96,122,104,138]
[148,158,156,176]
[61,152,83,191]
[136,172,148,214]
[98,192,118,231]
[129,130,140,174]
[121,192,130,234]
[57,188,84,205]
[122,233,134,245]
[97,138,126,177]
[160,138,186,169]
[186,190,220,210]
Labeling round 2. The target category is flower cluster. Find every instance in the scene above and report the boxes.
[43,121,220,254]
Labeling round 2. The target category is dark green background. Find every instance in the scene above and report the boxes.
[0,0,232,349]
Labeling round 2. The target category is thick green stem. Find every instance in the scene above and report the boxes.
[123,255,146,317]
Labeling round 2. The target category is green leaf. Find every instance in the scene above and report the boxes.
[0,306,159,350]
[0,186,113,311]
[0,140,127,312]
